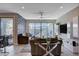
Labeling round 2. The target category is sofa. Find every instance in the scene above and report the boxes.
[30,38,62,56]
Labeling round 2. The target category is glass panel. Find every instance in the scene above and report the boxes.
[29,23,54,38]
[1,18,13,45]
[42,23,48,38]
[29,23,35,36]
[48,23,53,38]
[35,23,40,38]
[54,24,58,35]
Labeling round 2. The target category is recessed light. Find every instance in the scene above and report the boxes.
[60,6,63,9]
[21,6,25,9]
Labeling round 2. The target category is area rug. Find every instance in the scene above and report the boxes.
[19,44,31,53]
[15,44,31,56]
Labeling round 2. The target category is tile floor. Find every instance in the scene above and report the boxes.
[0,44,79,56]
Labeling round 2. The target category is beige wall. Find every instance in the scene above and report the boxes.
[26,20,29,33]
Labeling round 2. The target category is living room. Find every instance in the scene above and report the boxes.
[0,3,79,56]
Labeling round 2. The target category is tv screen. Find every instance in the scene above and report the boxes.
[60,24,67,33]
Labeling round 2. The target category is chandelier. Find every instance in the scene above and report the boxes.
[34,11,46,38]
[39,11,45,38]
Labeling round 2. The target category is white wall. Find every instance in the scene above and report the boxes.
[56,7,79,53]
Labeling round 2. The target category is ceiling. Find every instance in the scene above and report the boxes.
[0,3,78,20]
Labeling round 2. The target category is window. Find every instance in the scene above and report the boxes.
[29,23,54,38]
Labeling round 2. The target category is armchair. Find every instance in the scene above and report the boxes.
[18,34,29,44]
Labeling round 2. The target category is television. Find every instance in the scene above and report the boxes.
[60,24,67,33]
